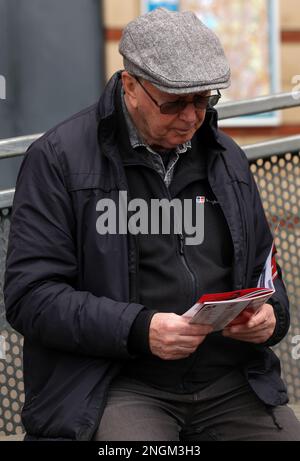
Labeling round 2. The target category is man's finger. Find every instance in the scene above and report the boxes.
[247,313,268,328]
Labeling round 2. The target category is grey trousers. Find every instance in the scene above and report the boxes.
[93,370,300,441]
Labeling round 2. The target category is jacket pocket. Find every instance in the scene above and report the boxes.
[21,352,121,440]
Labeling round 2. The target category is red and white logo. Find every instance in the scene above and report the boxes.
[196,196,205,204]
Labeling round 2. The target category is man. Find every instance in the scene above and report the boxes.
[4,8,300,441]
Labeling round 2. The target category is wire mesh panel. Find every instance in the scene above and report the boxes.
[0,330,24,437]
[250,151,300,403]
[0,208,25,437]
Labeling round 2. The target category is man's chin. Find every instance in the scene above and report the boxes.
[154,133,194,150]
[171,132,193,145]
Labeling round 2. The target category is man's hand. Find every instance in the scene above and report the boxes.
[222,303,276,344]
[149,313,213,360]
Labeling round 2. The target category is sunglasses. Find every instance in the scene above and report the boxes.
[135,77,221,115]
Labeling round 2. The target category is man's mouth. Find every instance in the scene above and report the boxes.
[175,127,194,135]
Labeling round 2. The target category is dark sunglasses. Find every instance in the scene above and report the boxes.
[135,77,221,115]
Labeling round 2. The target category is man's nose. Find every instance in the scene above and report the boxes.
[179,102,200,123]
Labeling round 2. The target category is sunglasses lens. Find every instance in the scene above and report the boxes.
[160,93,221,114]
[194,96,209,110]
[160,101,184,114]
[208,95,221,107]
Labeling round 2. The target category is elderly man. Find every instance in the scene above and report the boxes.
[4,8,300,441]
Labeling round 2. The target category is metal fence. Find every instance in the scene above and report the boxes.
[0,91,300,436]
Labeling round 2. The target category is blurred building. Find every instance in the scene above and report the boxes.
[0,0,104,189]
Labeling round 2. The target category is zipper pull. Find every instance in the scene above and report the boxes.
[179,234,185,255]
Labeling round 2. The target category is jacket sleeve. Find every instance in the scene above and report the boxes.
[247,153,290,347]
[4,138,145,359]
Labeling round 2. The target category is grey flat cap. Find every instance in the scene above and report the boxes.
[119,7,231,94]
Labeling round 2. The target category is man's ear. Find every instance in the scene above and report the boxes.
[121,71,138,109]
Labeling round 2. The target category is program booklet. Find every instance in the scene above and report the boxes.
[183,242,277,331]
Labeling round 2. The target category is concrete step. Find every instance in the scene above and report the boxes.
[0,433,24,441]
[290,403,300,421]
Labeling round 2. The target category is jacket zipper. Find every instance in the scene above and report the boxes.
[161,175,197,305]
[178,233,197,304]
[123,161,198,305]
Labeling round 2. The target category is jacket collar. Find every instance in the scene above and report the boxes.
[96,71,123,124]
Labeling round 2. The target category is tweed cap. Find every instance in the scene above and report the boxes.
[119,8,231,94]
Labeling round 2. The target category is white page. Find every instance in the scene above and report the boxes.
[257,242,275,290]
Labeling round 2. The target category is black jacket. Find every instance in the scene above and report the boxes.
[4,72,290,441]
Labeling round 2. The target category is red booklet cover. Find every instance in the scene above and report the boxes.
[183,287,274,331]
